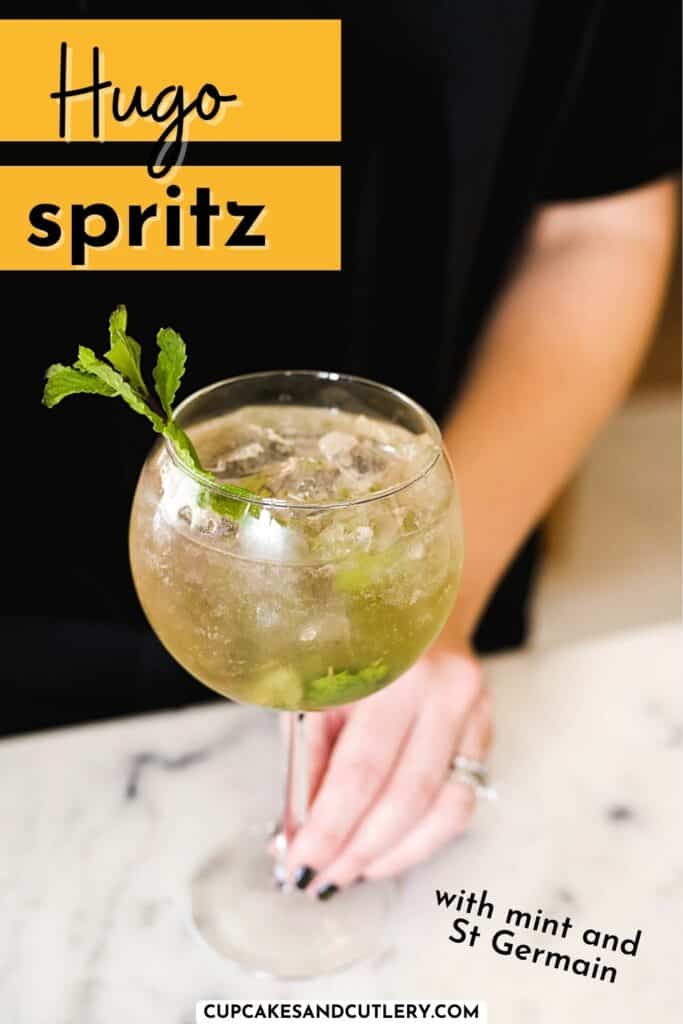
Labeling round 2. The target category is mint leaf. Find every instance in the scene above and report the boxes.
[163,418,203,472]
[104,305,148,396]
[153,327,186,418]
[304,660,390,707]
[334,546,406,594]
[165,421,257,517]
[41,306,260,522]
[109,305,127,334]
[43,363,117,407]
[76,346,166,432]
[165,421,260,519]
[198,486,246,520]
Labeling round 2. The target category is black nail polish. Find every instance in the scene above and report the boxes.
[317,883,339,901]
[295,865,316,890]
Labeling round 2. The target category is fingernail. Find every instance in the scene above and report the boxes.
[273,862,288,886]
[317,883,339,901]
[294,865,316,890]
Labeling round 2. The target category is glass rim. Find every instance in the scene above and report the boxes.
[163,369,443,512]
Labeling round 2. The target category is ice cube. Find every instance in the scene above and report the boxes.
[286,467,340,502]
[350,442,386,476]
[256,602,280,628]
[354,525,374,550]
[211,441,265,476]
[210,427,294,480]
[263,427,294,458]
[354,414,397,444]
[319,431,356,465]
[408,540,425,560]
[370,507,402,550]
[299,614,351,649]
[314,520,357,559]
[216,516,240,541]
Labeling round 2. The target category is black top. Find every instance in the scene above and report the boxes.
[3,1,680,734]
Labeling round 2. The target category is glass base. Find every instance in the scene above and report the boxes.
[190,833,394,979]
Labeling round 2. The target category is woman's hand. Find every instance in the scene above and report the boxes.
[284,644,492,898]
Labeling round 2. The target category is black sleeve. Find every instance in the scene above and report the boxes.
[538,1,681,201]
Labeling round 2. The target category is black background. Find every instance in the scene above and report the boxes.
[2,2,680,734]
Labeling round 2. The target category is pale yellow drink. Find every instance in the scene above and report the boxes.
[130,404,461,709]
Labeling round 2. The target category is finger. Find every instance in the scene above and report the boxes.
[365,782,476,879]
[363,693,493,879]
[302,710,345,807]
[284,677,417,886]
[314,660,481,891]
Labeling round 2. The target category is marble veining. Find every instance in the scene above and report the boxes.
[125,737,229,801]
[0,622,681,1024]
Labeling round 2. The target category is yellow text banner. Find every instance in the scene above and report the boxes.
[0,165,341,270]
[0,20,341,142]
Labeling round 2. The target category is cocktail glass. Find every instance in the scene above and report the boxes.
[129,371,463,978]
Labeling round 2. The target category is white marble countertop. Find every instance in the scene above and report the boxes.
[1,622,681,1024]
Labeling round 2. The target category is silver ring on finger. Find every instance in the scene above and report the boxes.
[449,755,498,802]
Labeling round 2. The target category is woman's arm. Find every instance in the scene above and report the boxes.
[442,176,678,644]
[283,177,678,893]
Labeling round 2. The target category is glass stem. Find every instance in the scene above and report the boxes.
[275,712,309,885]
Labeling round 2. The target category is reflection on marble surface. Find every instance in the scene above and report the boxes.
[0,623,681,1023]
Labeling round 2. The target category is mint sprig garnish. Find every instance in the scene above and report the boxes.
[153,326,187,417]
[304,660,390,707]
[42,305,259,518]
[75,344,165,429]
[105,305,149,397]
